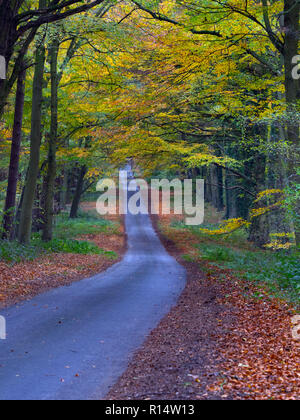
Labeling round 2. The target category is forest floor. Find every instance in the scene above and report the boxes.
[107,208,300,400]
[0,201,299,399]
[0,202,126,309]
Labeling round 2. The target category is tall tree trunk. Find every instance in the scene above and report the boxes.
[60,166,69,209]
[70,165,87,219]
[0,1,20,117]
[210,164,218,209]
[283,0,300,245]
[216,165,224,212]
[267,122,292,243]
[284,0,300,120]
[60,137,70,209]
[2,65,26,240]
[248,157,269,248]
[205,167,212,203]
[225,169,238,219]
[42,37,59,241]
[18,15,46,244]
[248,125,270,248]
[0,4,37,119]
[210,164,224,212]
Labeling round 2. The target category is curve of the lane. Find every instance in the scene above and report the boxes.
[0,179,186,400]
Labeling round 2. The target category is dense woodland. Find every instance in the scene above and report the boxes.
[0,0,299,251]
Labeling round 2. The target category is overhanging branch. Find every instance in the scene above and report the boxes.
[131,1,223,38]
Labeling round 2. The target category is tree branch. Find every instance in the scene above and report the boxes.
[213,163,257,186]
[244,47,281,76]
[131,1,222,37]
[16,0,106,37]
[261,0,284,54]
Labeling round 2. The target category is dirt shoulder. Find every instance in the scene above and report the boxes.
[0,204,126,309]
[106,216,236,400]
[106,215,300,400]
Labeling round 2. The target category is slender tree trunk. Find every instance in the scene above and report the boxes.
[283,0,300,245]
[0,1,19,117]
[42,37,59,241]
[248,158,269,248]
[283,0,300,163]
[267,122,292,243]
[18,16,46,244]
[2,65,26,240]
[60,137,70,209]
[248,126,270,248]
[225,169,238,219]
[210,164,223,211]
[60,166,69,209]
[205,167,212,203]
[12,172,27,240]
[216,165,224,212]
[284,0,300,116]
[70,165,87,219]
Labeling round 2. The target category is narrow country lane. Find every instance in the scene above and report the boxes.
[0,172,186,400]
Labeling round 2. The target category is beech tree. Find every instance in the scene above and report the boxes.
[1,64,26,239]
[0,0,111,117]
[0,0,298,249]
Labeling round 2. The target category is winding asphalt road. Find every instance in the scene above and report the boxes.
[0,171,186,400]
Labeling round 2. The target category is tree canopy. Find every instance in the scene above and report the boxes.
[0,0,299,249]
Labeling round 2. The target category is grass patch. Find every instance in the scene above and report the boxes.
[171,219,251,250]
[0,210,119,264]
[197,244,237,262]
[181,254,196,263]
[39,238,117,259]
[53,211,118,239]
[0,240,40,263]
[0,237,117,264]
[169,215,299,305]
[196,242,300,304]
[170,204,299,304]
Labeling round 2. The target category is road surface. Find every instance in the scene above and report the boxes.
[0,171,186,400]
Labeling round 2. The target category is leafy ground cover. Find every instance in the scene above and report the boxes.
[0,203,125,308]
[108,206,299,400]
[0,210,118,264]
[160,210,300,399]
[171,213,299,306]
